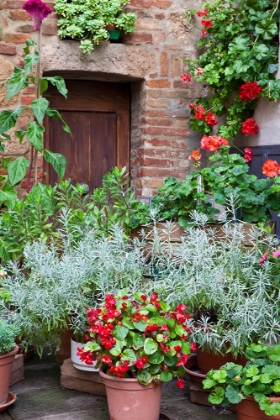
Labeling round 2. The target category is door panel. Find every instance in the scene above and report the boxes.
[43,80,130,191]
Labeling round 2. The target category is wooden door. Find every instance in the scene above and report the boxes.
[43,80,130,191]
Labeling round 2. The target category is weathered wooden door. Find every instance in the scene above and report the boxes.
[43,80,130,191]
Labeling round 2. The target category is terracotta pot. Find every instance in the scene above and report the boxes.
[196,346,246,374]
[236,395,280,420]
[71,338,99,372]
[0,345,19,405]
[99,370,163,420]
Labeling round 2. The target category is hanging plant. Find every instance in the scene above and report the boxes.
[183,0,280,141]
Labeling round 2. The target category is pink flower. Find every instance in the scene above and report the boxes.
[23,0,52,30]
[272,250,280,258]
[259,252,268,264]
[180,73,191,82]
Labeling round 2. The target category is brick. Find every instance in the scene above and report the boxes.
[4,0,26,8]
[146,79,170,88]
[173,80,193,89]
[17,24,35,33]
[155,13,165,20]
[21,95,35,105]
[144,149,170,158]
[141,117,173,126]
[0,168,8,175]
[137,167,176,178]
[143,157,170,167]
[0,44,16,55]
[147,138,172,147]
[144,110,168,117]
[160,51,169,77]
[136,20,162,31]
[42,22,58,36]
[3,33,31,43]
[142,126,189,136]
[126,33,153,43]
[130,0,172,7]
[10,10,30,20]
[172,140,188,149]
[146,98,169,108]
[154,33,166,43]
[149,72,158,78]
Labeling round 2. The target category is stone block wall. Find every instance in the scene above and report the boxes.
[0,0,205,199]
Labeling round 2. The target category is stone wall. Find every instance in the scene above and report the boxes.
[0,0,205,199]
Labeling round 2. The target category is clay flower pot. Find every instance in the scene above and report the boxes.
[0,345,19,405]
[99,370,163,420]
[236,395,280,420]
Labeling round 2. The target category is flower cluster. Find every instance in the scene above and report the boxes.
[189,103,218,127]
[239,82,263,102]
[241,118,259,136]
[200,135,228,152]
[262,159,280,178]
[23,0,52,30]
[79,292,195,387]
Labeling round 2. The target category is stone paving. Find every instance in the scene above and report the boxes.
[1,351,237,420]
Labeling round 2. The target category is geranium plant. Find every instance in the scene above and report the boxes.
[183,0,280,141]
[203,342,280,416]
[151,138,280,228]
[78,291,196,388]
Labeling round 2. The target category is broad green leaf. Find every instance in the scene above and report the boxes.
[160,370,173,382]
[121,349,137,363]
[15,130,26,143]
[0,107,24,134]
[0,183,17,209]
[212,370,228,383]
[8,157,29,186]
[42,76,68,98]
[43,150,66,179]
[114,325,129,340]
[175,324,186,337]
[122,318,134,329]
[225,385,243,404]
[40,78,49,96]
[109,340,123,356]
[31,98,50,124]
[84,341,100,352]
[144,338,158,355]
[133,320,146,332]
[208,386,225,405]
[5,67,28,99]
[137,369,152,386]
[45,108,72,136]
[26,121,44,151]
[148,350,164,364]
[23,49,40,74]
[271,380,280,393]
[202,378,216,389]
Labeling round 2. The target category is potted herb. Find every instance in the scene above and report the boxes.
[54,0,136,53]
[0,319,19,407]
[79,291,196,420]
[203,342,280,419]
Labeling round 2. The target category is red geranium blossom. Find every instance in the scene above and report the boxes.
[239,82,262,102]
[197,8,208,17]
[262,159,280,178]
[180,73,191,82]
[200,135,228,151]
[206,111,218,127]
[201,20,213,28]
[200,29,208,38]
[243,147,252,163]
[241,118,259,135]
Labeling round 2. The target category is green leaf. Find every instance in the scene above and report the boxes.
[225,385,243,404]
[160,370,173,382]
[42,76,68,98]
[43,150,66,179]
[84,341,100,352]
[148,350,164,364]
[26,121,44,151]
[0,107,24,134]
[133,320,146,332]
[133,333,144,348]
[5,67,28,99]
[31,98,50,124]
[7,157,29,186]
[208,386,225,405]
[0,183,17,209]
[109,340,123,356]
[45,108,72,136]
[203,378,217,389]
[137,369,152,386]
[175,324,186,337]
[114,325,129,340]
[121,349,137,363]
[144,338,158,355]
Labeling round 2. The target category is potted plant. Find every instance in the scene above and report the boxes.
[54,0,137,53]
[0,319,19,409]
[78,290,196,420]
[203,342,280,419]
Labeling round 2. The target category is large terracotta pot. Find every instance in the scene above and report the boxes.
[236,395,280,420]
[99,370,163,420]
[0,345,19,405]
[196,346,246,374]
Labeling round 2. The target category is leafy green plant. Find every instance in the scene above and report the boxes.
[0,319,19,354]
[152,145,280,228]
[54,0,136,53]
[183,0,280,140]
[0,39,70,206]
[203,342,280,416]
[80,290,195,388]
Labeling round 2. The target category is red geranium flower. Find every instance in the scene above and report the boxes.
[189,150,202,161]
[241,118,259,136]
[206,111,218,127]
[201,20,213,28]
[239,82,262,102]
[200,135,228,151]
[262,159,280,178]
[180,73,191,82]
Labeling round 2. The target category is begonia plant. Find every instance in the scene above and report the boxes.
[78,291,196,387]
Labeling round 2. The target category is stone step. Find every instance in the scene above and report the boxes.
[60,358,106,396]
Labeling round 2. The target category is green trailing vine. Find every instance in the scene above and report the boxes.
[183,0,280,140]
